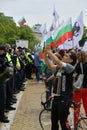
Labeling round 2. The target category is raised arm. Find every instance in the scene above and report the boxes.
[43,46,63,70]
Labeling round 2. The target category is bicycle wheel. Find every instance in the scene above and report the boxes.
[39,109,51,130]
[75,117,87,130]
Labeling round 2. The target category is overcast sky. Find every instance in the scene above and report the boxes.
[0,0,87,29]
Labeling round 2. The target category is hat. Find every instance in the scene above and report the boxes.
[0,45,6,51]
[69,52,77,65]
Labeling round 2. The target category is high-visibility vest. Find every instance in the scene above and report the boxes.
[25,52,33,63]
[6,52,12,64]
[16,57,21,68]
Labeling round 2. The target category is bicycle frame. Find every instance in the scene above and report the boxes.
[39,97,87,130]
[67,101,87,130]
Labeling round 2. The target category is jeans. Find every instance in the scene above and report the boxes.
[36,66,41,81]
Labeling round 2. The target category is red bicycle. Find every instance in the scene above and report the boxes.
[66,101,87,130]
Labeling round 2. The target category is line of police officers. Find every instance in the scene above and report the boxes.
[0,44,33,123]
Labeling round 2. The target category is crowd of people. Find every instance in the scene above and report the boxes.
[0,43,87,130]
[42,46,87,130]
[0,43,41,123]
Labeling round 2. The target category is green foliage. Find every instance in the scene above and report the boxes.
[0,12,40,49]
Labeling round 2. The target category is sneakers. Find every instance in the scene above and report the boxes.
[37,80,43,84]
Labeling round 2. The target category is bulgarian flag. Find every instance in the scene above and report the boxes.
[53,18,73,47]
[18,17,26,27]
[38,33,54,58]
[38,32,55,58]
[44,32,55,48]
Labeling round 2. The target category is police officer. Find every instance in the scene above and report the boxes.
[25,48,34,79]
[5,44,16,111]
[0,45,9,123]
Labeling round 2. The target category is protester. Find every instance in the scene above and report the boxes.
[73,50,87,127]
[43,45,77,130]
[42,59,54,108]
[34,49,43,83]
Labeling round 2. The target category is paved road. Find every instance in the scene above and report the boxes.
[10,80,45,130]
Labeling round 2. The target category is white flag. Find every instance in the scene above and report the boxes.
[82,41,87,52]
[49,19,56,32]
[73,11,84,44]
[53,7,59,23]
[58,39,73,50]
[40,23,47,39]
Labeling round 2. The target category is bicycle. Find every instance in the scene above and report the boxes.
[39,97,52,130]
[39,89,53,130]
[39,93,87,130]
[66,101,87,130]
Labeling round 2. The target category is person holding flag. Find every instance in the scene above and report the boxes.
[43,45,77,130]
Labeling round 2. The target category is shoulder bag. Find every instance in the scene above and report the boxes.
[73,63,84,90]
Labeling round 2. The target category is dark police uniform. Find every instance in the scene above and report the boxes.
[0,45,10,123]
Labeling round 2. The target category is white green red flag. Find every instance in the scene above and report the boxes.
[45,32,55,48]
[38,32,55,58]
[53,18,73,47]
[18,17,26,27]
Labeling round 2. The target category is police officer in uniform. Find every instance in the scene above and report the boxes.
[25,49,33,79]
[0,45,10,123]
[5,44,16,111]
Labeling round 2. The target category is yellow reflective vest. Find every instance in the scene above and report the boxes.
[16,57,21,68]
[25,52,33,63]
[6,52,12,64]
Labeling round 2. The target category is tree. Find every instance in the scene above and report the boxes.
[0,12,40,49]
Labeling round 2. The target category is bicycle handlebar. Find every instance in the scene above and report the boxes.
[41,96,53,111]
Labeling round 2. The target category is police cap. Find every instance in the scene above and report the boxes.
[0,45,6,51]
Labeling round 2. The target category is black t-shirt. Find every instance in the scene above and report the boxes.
[75,62,87,88]
[53,63,75,98]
